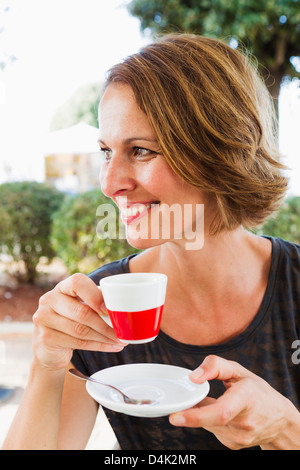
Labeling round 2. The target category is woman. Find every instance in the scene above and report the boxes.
[3,34,300,450]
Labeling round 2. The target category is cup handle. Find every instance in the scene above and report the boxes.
[97,285,113,327]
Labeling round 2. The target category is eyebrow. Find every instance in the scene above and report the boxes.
[97,137,158,146]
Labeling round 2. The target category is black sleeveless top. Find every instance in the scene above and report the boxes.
[72,237,300,450]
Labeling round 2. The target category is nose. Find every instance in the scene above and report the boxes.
[100,152,136,198]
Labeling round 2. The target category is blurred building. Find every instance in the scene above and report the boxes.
[44,123,101,193]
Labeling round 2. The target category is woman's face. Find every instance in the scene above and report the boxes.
[98,83,206,250]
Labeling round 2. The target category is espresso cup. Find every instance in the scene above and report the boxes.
[99,272,168,344]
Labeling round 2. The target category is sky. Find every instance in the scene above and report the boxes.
[0,0,150,182]
[279,79,300,195]
[0,0,299,194]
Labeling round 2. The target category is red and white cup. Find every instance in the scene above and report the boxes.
[99,273,168,344]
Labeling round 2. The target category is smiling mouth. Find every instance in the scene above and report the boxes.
[120,202,160,224]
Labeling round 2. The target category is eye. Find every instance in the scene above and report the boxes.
[132,147,158,160]
[99,147,112,161]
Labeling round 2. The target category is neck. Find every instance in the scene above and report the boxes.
[159,227,268,289]
[130,227,272,345]
[167,228,271,343]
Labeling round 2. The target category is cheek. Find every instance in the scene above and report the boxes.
[99,167,106,193]
[99,164,110,196]
[141,161,182,199]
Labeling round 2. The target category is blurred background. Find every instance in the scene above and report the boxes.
[0,0,147,321]
[0,0,299,449]
[0,0,299,319]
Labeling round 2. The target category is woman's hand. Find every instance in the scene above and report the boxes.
[32,273,125,371]
[169,355,300,450]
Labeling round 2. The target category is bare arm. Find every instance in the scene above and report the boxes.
[3,362,65,450]
[2,361,98,450]
[58,362,99,450]
[2,273,125,450]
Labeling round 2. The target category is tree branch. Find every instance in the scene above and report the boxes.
[274,33,287,70]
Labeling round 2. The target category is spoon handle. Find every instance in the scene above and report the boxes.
[68,368,118,391]
[68,368,153,405]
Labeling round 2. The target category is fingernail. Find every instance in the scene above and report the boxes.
[190,366,204,380]
[99,307,108,316]
[95,307,105,316]
[170,414,186,426]
[99,311,108,317]
[111,344,125,351]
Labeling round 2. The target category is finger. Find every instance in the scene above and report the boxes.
[189,355,254,384]
[193,396,217,407]
[35,305,119,346]
[40,290,119,343]
[35,324,125,353]
[56,273,103,315]
[170,381,248,428]
[95,286,109,316]
[99,299,109,316]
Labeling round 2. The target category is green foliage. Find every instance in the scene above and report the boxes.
[51,189,138,274]
[50,82,103,131]
[128,0,300,106]
[257,196,300,244]
[0,181,65,282]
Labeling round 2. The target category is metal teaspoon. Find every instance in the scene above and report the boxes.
[68,368,154,405]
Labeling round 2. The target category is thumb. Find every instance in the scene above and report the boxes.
[189,355,254,384]
[100,300,109,316]
[97,285,108,316]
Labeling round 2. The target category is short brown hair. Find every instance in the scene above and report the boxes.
[104,33,288,234]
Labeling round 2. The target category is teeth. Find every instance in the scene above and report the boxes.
[122,203,158,218]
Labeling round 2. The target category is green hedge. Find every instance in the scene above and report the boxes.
[256,196,300,244]
[0,181,64,282]
[50,188,138,274]
[0,181,298,283]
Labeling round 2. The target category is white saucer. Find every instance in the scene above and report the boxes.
[86,363,210,418]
